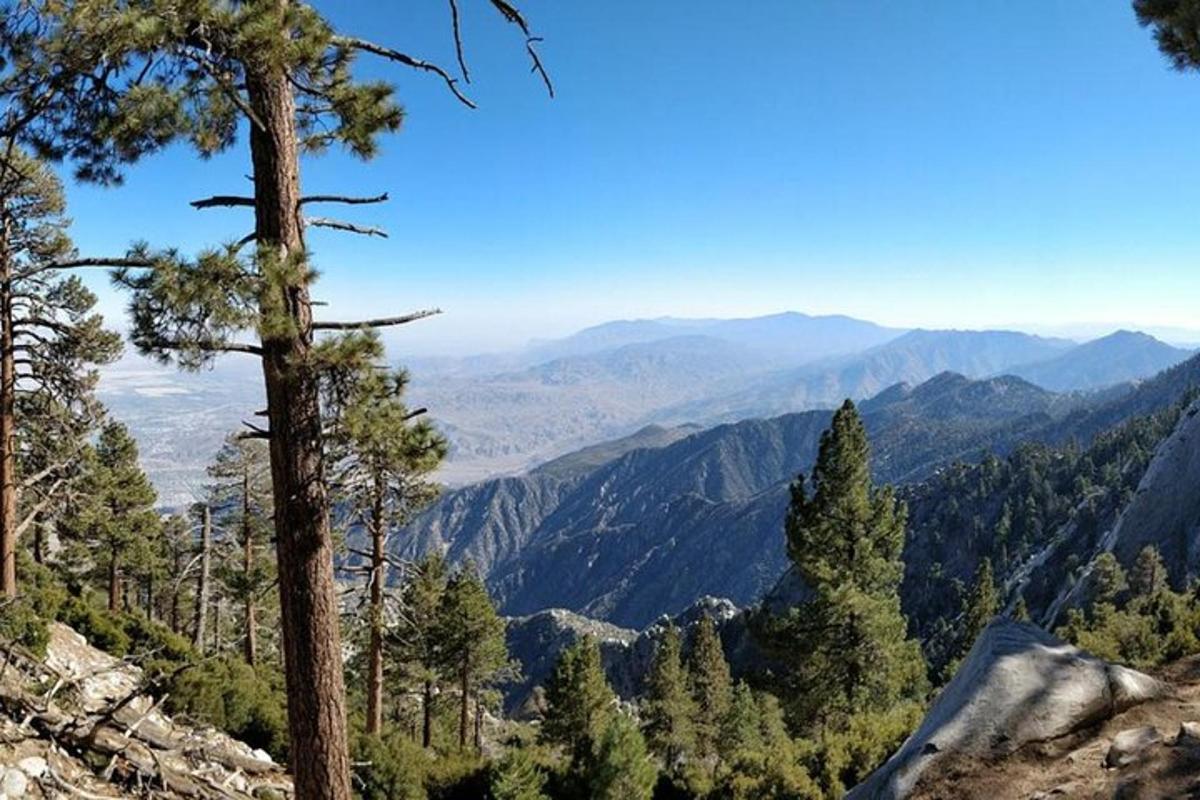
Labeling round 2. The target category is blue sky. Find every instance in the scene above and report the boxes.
[64,1,1200,354]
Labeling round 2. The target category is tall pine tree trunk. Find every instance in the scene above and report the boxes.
[107,548,120,612]
[0,221,16,599]
[474,694,482,752]
[242,472,257,666]
[193,504,211,652]
[245,42,352,799]
[422,679,434,749]
[365,473,385,735]
[459,655,470,750]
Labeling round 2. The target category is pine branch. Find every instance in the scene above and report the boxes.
[304,217,388,238]
[150,338,265,356]
[13,478,66,539]
[299,193,389,206]
[312,309,441,330]
[238,421,271,440]
[189,195,255,209]
[331,35,478,109]
[17,256,155,281]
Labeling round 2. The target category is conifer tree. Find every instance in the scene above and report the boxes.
[1136,1,1200,72]
[1012,594,1031,623]
[160,513,195,635]
[721,681,764,760]
[961,557,998,654]
[207,435,274,665]
[63,421,161,611]
[191,502,214,653]
[588,714,658,800]
[397,553,449,749]
[5,4,553,794]
[436,566,509,751]
[688,615,733,765]
[0,148,121,597]
[490,747,549,800]
[767,400,927,730]
[1129,545,1167,598]
[326,366,445,735]
[1090,552,1128,608]
[542,636,616,760]
[641,622,696,771]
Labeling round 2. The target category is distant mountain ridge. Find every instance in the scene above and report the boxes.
[397,355,1200,628]
[1005,329,1194,391]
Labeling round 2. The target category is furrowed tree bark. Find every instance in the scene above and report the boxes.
[108,547,120,612]
[365,472,385,736]
[459,654,469,750]
[193,505,211,653]
[422,679,433,749]
[245,37,352,799]
[242,470,257,667]
[0,218,15,599]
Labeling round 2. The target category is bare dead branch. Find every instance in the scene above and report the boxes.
[332,35,478,109]
[449,0,471,82]
[526,37,555,98]
[299,192,389,206]
[312,309,441,330]
[304,217,388,238]
[190,195,255,209]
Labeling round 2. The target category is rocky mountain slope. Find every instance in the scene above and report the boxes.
[847,619,1173,800]
[0,623,290,799]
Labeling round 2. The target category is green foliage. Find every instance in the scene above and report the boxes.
[1090,552,1127,607]
[765,400,927,731]
[1057,547,1200,669]
[586,714,657,800]
[58,595,130,655]
[489,747,549,800]
[541,637,616,760]
[806,701,925,798]
[687,615,732,766]
[1135,0,1200,71]
[641,623,695,772]
[169,656,289,760]
[352,732,428,800]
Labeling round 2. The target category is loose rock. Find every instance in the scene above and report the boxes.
[1105,726,1163,768]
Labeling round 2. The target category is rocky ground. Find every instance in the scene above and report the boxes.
[910,655,1200,800]
[851,619,1200,800]
[0,623,292,799]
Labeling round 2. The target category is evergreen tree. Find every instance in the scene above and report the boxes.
[641,622,695,771]
[160,513,195,635]
[436,566,510,751]
[1091,552,1128,607]
[587,714,657,800]
[961,557,998,653]
[0,148,120,597]
[1136,1,1200,72]
[766,400,927,729]
[396,553,448,749]
[63,422,161,611]
[721,681,764,760]
[207,435,274,666]
[542,636,616,759]
[688,615,733,765]
[6,4,552,795]
[490,747,549,800]
[326,367,445,735]
[1129,545,1168,598]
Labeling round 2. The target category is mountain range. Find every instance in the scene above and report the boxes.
[397,351,1200,628]
[97,312,1195,506]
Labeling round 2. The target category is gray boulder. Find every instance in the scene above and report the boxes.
[847,618,1165,800]
[1105,726,1163,768]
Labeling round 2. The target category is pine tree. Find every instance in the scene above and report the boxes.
[160,514,194,635]
[0,148,121,597]
[688,615,732,765]
[191,503,214,653]
[397,553,449,749]
[1090,552,1128,607]
[766,400,927,729]
[1136,1,1200,72]
[720,681,764,761]
[587,714,658,800]
[641,622,695,771]
[1012,595,1031,623]
[207,435,274,665]
[436,566,510,751]
[326,367,445,735]
[961,557,998,655]
[7,4,552,794]
[1129,545,1167,598]
[490,747,549,800]
[542,636,617,760]
[63,422,161,611]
